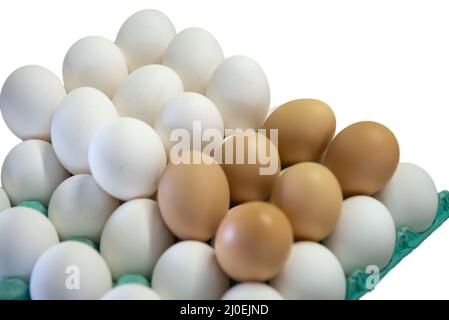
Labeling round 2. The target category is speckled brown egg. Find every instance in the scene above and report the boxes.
[271,162,342,241]
[214,201,293,282]
[219,131,280,204]
[323,121,400,197]
[262,99,336,167]
[157,151,230,241]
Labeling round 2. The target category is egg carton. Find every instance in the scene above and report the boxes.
[1,191,448,300]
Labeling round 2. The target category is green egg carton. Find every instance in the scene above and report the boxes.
[1,191,449,300]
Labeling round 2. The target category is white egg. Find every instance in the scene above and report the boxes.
[1,140,70,206]
[206,55,270,131]
[101,284,161,300]
[154,92,224,156]
[63,36,128,98]
[88,117,166,200]
[0,207,59,281]
[0,65,66,140]
[100,199,174,280]
[116,9,176,72]
[51,87,119,174]
[270,242,346,300]
[222,283,284,300]
[30,241,112,300]
[48,174,119,243]
[0,187,11,212]
[323,196,396,275]
[375,163,438,233]
[112,65,183,126]
[163,28,224,93]
[152,241,229,299]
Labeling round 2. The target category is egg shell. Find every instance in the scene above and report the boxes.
[101,284,161,300]
[0,187,11,212]
[1,140,70,206]
[63,36,128,98]
[100,199,174,280]
[323,196,396,275]
[0,207,59,281]
[375,162,438,233]
[323,121,400,197]
[219,131,280,204]
[215,201,293,282]
[221,283,284,300]
[154,92,224,155]
[51,87,119,174]
[271,162,342,241]
[163,28,224,93]
[151,241,229,299]
[157,151,230,241]
[112,65,183,126]
[30,241,112,300]
[270,242,346,300]
[88,117,166,201]
[262,99,336,166]
[0,65,66,140]
[48,174,120,243]
[116,9,176,72]
[206,55,270,131]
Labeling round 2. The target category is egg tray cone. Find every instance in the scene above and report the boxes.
[1,191,449,300]
[346,190,449,300]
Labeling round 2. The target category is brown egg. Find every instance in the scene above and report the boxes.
[214,201,293,281]
[323,121,400,197]
[218,131,280,204]
[157,151,230,241]
[262,99,336,167]
[271,162,342,241]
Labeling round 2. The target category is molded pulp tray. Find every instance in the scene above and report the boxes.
[1,191,449,300]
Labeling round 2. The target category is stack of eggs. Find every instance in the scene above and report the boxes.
[0,9,440,300]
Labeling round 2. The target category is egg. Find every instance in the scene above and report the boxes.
[163,28,224,93]
[116,9,176,72]
[88,117,166,200]
[51,87,119,174]
[100,199,174,280]
[219,131,280,204]
[271,162,342,241]
[206,55,270,130]
[215,202,293,282]
[151,241,229,299]
[270,242,346,300]
[112,65,183,126]
[154,92,224,155]
[0,187,11,212]
[0,207,59,281]
[30,241,112,300]
[157,151,230,241]
[63,36,128,98]
[48,174,120,243]
[0,65,66,140]
[323,196,396,275]
[221,283,284,300]
[262,99,336,166]
[323,121,400,197]
[375,162,438,233]
[1,140,70,206]
[101,284,161,300]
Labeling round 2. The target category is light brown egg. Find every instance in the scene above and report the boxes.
[271,162,342,241]
[214,201,293,282]
[323,121,400,197]
[262,99,336,167]
[218,130,280,204]
[157,151,230,241]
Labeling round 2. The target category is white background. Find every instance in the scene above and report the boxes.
[0,0,448,299]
